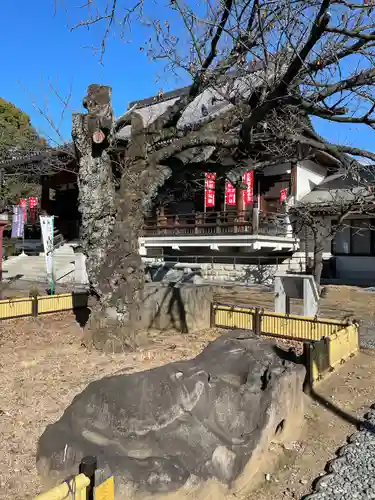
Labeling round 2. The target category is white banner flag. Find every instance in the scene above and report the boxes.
[40,215,55,292]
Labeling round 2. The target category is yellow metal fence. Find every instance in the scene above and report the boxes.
[306,324,359,385]
[212,303,345,341]
[0,292,88,320]
[0,296,33,319]
[34,474,90,500]
[212,303,359,385]
[34,456,115,500]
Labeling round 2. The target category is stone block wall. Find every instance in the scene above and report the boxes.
[199,256,306,285]
[139,283,214,333]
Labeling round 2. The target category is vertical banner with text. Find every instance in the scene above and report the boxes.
[280,188,288,208]
[11,205,25,238]
[40,215,55,294]
[225,181,236,206]
[29,197,38,224]
[204,173,216,208]
[19,198,27,221]
[243,170,254,206]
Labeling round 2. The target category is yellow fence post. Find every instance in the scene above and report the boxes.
[211,303,360,386]
[94,476,115,500]
[34,474,90,500]
[79,456,97,500]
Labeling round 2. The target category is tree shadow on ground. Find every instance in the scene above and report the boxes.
[72,292,90,327]
[271,344,375,433]
[306,388,375,434]
[147,283,189,333]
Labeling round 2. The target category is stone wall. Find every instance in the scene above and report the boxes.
[145,255,307,286]
[139,283,213,333]
[199,257,305,285]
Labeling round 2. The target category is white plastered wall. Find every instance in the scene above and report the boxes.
[296,160,327,201]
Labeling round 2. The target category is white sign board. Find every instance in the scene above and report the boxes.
[40,215,55,293]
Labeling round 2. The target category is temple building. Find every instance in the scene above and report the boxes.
[1,75,374,285]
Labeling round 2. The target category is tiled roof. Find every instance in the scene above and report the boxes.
[117,60,277,141]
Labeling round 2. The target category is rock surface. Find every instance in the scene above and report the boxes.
[304,405,375,500]
[37,330,306,499]
[140,283,213,333]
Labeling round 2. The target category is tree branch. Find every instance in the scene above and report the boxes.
[150,133,239,163]
[311,68,375,102]
[241,0,331,141]
[325,26,375,42]
[290,133,375,162]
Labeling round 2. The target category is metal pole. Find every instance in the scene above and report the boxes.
[204,173,207,214]
[50,216,55,295]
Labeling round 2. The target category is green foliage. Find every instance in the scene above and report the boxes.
[0,178,41,206]
[0,97,44,206]
[0,97,42,160]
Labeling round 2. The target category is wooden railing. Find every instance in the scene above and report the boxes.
[142,211,291,237]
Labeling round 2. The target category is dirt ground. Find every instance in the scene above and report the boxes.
[1,284,375,499]
[246,350,375,500]
[214,283,375,323]
[0,314,220,500]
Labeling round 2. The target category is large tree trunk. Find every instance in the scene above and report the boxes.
[313,246,323,290]
[72,85,171,351]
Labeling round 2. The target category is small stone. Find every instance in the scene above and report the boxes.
[300,478,308,485]
[265,473,271,481]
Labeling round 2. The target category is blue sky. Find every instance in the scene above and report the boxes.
[0,0,374,155]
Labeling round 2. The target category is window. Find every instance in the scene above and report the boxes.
[334,226,350,254]
[351,220,372,255]
[333,219,374,255]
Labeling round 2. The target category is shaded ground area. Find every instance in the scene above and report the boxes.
[214,284,375,347]
[246,350,375,500]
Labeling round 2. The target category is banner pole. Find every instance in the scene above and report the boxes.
[51,216,55,295]
[204,173,207,214]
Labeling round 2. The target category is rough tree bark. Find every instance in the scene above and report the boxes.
[72,85,171,351]
[313,238,324,291]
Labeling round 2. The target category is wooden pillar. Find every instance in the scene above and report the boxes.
[156,206,167,235]
[40,176,50,212]
[291,162,297,198]
[236,186,245,233]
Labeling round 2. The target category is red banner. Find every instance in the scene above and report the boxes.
[29,197,38,208]
[225,181,236,206]
[29,197,38,223]
[243,171,254,206]
[205,173,216,208]
[280,188,288,206]
[20,198,27,221]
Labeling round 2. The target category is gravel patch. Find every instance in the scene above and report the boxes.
[303,405,375,500]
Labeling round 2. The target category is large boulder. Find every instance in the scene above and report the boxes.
[37,331,306,499]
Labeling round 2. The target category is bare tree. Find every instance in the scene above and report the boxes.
[0,82,75,211]
[59,0,375,349]
[292,166,375,287]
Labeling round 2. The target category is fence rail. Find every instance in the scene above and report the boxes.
[0,292,88,320]
[0,296,34,319]
[34,474,90,500]
[212,302,359,385]
[142,210,291,237]
[212,303,345,341]
[305,324,359,385]
[34,456,114,500]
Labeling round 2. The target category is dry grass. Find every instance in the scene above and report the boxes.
[2,284,375,499]
[214,284,375,323]
[0,313,218,500]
